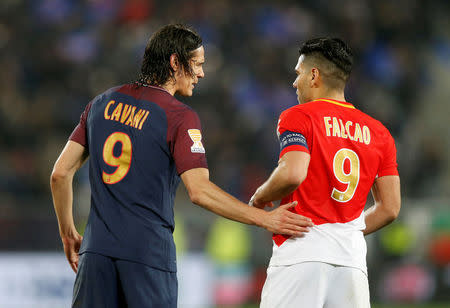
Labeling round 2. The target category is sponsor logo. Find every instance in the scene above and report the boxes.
[188,129,205,153]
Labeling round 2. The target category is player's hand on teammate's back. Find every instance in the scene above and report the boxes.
[61,231,83,273]
[263,201,314,236]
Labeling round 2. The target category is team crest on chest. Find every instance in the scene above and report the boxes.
[188,129,205,153]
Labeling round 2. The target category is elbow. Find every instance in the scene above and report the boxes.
[284,181,301,193]
[388,205,400,222]
[187,187,204,206]
[384,202,401,224]
[285,170,307,191]
[50,168,70,186]
[189,191,201,205]
[182,172,212,206]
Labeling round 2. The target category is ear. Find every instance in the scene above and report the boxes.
[310,68,320,88]
[169,54,179,71]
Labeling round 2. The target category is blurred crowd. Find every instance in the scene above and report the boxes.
[0,0,449,305]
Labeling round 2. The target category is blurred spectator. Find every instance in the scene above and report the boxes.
[0,0,449,304]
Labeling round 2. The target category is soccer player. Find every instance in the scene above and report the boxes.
[50,24,313,308]
[250,38,401,308]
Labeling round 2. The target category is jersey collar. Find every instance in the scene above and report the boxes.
[313,98,355,109]
[136,82,172,95]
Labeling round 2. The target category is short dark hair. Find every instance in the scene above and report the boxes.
[138,24,202,86]
[299,37,353,89]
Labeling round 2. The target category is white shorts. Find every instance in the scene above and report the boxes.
[260,262,370,308]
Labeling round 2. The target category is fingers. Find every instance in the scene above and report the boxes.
[65,245,80,274]
[61,234,83,274]
[270,210,314,235]
[69,253,79,273]
[70,261,78,273]
[283,225,310,236]
[286,212,314,227]
[269,215,313,235]
[277,201,314,227]
[279,201,298,209]
[265,201,316,236]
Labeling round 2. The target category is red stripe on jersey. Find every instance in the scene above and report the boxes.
[378,167,399,177]
[280,144,309,158]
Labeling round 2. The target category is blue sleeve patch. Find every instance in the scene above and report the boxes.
[279,130,308,151]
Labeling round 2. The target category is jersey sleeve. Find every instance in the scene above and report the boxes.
[377,131,399,177]
[277,108,312,158]
[170,109,208,175]
[69,101,93,149]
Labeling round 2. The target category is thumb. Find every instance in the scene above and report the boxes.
[280,201,297,209]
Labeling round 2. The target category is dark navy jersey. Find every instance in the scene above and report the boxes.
[69,83,208,272]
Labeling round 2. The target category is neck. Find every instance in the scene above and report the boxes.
[140,81,176,96]
[160,80,177,96]
[313,88,346,102]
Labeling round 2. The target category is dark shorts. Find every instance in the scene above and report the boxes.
[72,252,177,308]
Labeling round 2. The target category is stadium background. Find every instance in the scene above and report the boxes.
[0,0,449,307]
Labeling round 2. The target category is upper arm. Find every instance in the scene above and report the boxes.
[277,108,312,158]
[276,108,312,185]
[69,101,93,149]
[170,109,208,175]
[371,175,401,216]
[52,141,89,179]
[278,151,311,185]
[180,167,210,201]
[377,131,398,177]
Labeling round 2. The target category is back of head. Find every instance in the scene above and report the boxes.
[299,37,353,90]
[139,24,202,86]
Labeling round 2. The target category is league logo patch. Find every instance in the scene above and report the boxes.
[188,129,205,153]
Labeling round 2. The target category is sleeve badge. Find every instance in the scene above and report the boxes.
[188,129,205,153]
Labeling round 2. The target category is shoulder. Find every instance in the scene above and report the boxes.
[157,98,201,136]
[101,84,128,98]
[164,97,199,125]
[281,102,317,116]
[278,104,313,136]
[168,96,196,113]
[279,104,313,124]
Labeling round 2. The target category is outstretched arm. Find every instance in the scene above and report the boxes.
[250,151,310,208]
[181,167,313,236]
[50,141,88,273]
[363,175,401,235]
